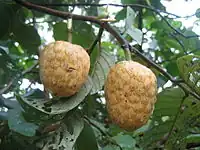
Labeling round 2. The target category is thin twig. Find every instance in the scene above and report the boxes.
[13,0,200,100]
[0,61,38,95]
[83,116,122,150]
[14,0,102,24]
[128,45,200,100]
[16,1,200,39]
[163,94,188,147]
[168,33,186,54]
[88,27,104,55]
[26,2,199,19]
[83,115,109,137]
[159,16,199,38]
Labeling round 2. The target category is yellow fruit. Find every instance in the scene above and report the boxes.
[104,61,157,130]
[39,41,90,97]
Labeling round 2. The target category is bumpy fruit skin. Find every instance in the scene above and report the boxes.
[104,61,157,130]
[39,41,90,97]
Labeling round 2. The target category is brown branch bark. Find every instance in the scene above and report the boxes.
[13,0,200,100]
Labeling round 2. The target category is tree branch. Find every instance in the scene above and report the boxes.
[14,0,102,24]
[88,27,104,55]
[163,95,188,147]
[18,1,200,39]
[14,0,200,100]
[128,45,200,100]
[25,2,199,19]
[0,61,38,95]
[83,116,122,150]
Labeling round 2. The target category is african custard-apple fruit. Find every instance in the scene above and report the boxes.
[104,61,157,130]
[39,41,90,97]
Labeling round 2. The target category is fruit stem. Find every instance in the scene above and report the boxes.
[124,48,132,61]
[67,18,73,43]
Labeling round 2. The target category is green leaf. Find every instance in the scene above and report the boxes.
[75,121,98,150]
[184,30,198,37]
[165,96,200,149]
[16,77,93,115]
[153,88,185,119]
[126,28,142,44]
[24,88,46,99]
[53,21,95,48]
[165,39,183,50]
[8,109,38,137]
[0,3,11,39]
[0,111,8,120]
[171,20,182,28]
[112,134,135,148]
[125,7,142,44]
[90,50,115,94]
[36,114,84,150]
[0,47,17,86]
[186,134,200,143]
[97,6,108,18]
[121,0,137,4]
[166,61,179,77]
[195,8,200,18]
[141,88,185,149]
[126,6,136,28]
[13,23,41,54]
[103,145,120,150]
[115,8,126,21]
[177,55,200,95]
[16,94,52,123]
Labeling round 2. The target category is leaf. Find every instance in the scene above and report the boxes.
[36,114,84,150]
[53,21,95,48]
[165,39,183,50]
[4,98,21,109]
[126,6,136,28]
[153,88,185,119]
[24,88,46,99]
[0,3,11,39]
[16,94,52,123]
[0,111,8,120]
[8,109,38,137]
[166,61,179,77]
[97,6,108,18]
[12,23,41,54]
[184,30,198,37]
[195,8,200,18]
[16,77,93,115]
[186,134,200,143]
[0,47,17,86]
[125,7,142,44]
[112,134,136,148]
[141,88,185,149]
[115,8,126,21]
[75,121,98,150]
[126,28,143,44]
[165,96,200,149]
[90,50,115,94]
[142,121,173,148]
[121,0,137,4]
[171,20,182,28]
[157,75,167,88]
[177,55,200,95]
[103,145,120,150]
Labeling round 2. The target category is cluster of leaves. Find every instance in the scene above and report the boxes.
[0,0,200,150]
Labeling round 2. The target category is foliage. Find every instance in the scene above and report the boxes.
[0,0,200,150]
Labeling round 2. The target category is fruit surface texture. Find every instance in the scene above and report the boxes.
[39,41,90,97]
[104,61,157,130]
